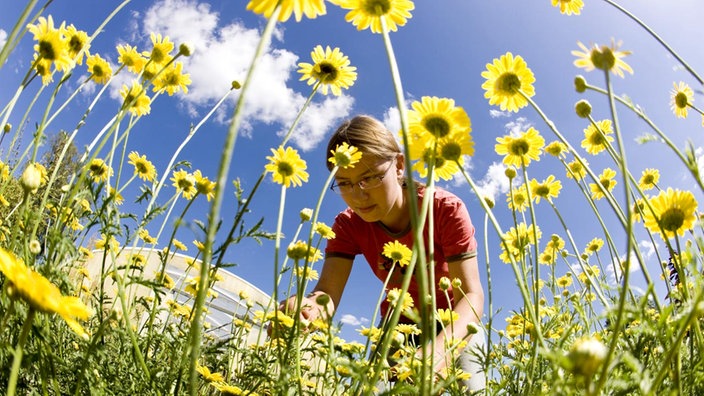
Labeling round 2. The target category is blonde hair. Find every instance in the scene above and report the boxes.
[325,115,401,171]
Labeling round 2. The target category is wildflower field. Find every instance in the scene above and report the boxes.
[1,0,703,395]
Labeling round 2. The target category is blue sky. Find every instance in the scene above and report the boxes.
[1,1,703,343]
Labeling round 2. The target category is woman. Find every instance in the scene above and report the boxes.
[283,115,485,391]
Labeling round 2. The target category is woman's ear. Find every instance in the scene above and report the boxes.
[395,154,405,174]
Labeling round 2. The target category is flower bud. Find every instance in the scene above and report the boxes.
[451,278,462,289]
[178,42,193,57]
[504,167,517,179]
[299,208,313,222]
[29,240,41,255]
[483,196,495,209]
[315,293,330,307]
[3,123,11,133]
[566,337,608,377]
[21,163,43,193]
[439,276,451,291]
[231,80,242,90]
[466,322,479,335]
[574,75,587,93]
[575,100,592,118]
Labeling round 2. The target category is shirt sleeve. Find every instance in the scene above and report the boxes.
[324,210,360,260]
[436,191,477,262]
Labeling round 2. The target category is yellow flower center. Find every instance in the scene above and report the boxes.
[590,47,616,71]
[423,115,451,138]
[38,41,57,60]
[135,162,148,174]
[90,164,106,176]
[496,72,521,94]
[508,139,529,156]
[314,62,339,83]
[535,185,550,197]
[589,132,606,146]
[599,178,611,189]
[659,208,684,232]
[178,178,194,190]
[441,142,462,161]
[69,36,84,53]
[675,92,689,109]
[363,0,391,16]
[277,161,294,177]
[642,174,655,185]
[151,47,166,63]
[92,65,105,77]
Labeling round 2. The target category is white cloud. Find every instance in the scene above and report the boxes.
[638,239,658,261]
[473,161,511,203]
[489,109,510,118]
[0,29,7,48]
[382,106,401,134]
[136,0,353,150]
[340,314,369,327]
[505,117,532,135]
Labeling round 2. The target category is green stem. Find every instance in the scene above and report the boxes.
[186,6,281,395]
[7,308,36,396]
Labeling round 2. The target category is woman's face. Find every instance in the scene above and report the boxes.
[333,155,407,229]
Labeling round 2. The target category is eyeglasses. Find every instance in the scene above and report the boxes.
[330,161,395,195]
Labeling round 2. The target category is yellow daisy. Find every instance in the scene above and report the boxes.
[638,168,660,191]
[386,288,414,311]
[298,45,357,96]
[120,81,151,116]
[330,0,415,34]
[63,24,90,65]
[328,142,363,169]
[287,240,323,263]
[313,222,336,239]
[583,237,604,256]
[171,169,197,199]
[196,365,225,383]
[556,274,573,288]
[507,184,529,212]
[127,151,156,182]
[87,158,112,183]
[382,240,412,267]
[545,141,567,158]
[117,44,147,74]
[246,0,327,22]
[481,52,536,112]
[581,119,614,155]
[86,54,112,85]
[643,188,698,239]
[566,159,587,181]
[572,40,633,78]
[528,175,562,204]
[0,248,92,339]
[154,61,191,96]
[27,16,73,72]
[670,81,693,119]
[193,170,216,201]
[499,222,541,263]
[265,146,309,188]
[495,127,544,167]
[589,168,617,200]
[436,308,459,327]
[551,0,584,15]
[33,54,55,85]
[148,33,174,65]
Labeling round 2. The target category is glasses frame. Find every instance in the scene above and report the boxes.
[330,160,396,195]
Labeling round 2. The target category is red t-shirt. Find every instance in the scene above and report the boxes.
[325,186,477,322]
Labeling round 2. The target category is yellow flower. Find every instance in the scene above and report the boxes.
[108,187,123,205]
[63,24,90,65]
[546,234,565,252]
[386,288,413,311]
[95,234,119,252]
[265,146,309,188]
[87,158,113,183]
[172,239,187,251]
[551,0,583,15]
[196,365,224,383]
[506,184,529,213]
[287,240,323,263]
[581,119,614,155]
[583,237,604,256]
[545,141,567,158]
[643,188,698,239]
[556,274,573,288]
[298,45,357,96]
[21,162,47,193]
[566,159,587,181]
[567,336,607,377]
[330,0,415,34]
[382,240,412,267]
[295,266,319,280]
[528,175,562,204]
[481,52,536,112]
[0,248,92,339]
[495,127,544,167]
[86,53,112,84]
[171,170,197,199]
[572,40,633,78]
[148,33,174,65]
[154,61,191,96]
[33,54,55,85]
[138,229,157,245]
[27,16,73,72]
[589,168,617,200]
[411,146,460,181]
[120,81,151,116]
[436,308,459,327]
[328,142,362,169]
[670,81,693,118]
[128,151,156,182]
[193,170,216,201]
[499,223,541,263]
[246,0,327,22]
[313,222,336,239]
[638,168,660,191]
[117,44,147,74]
